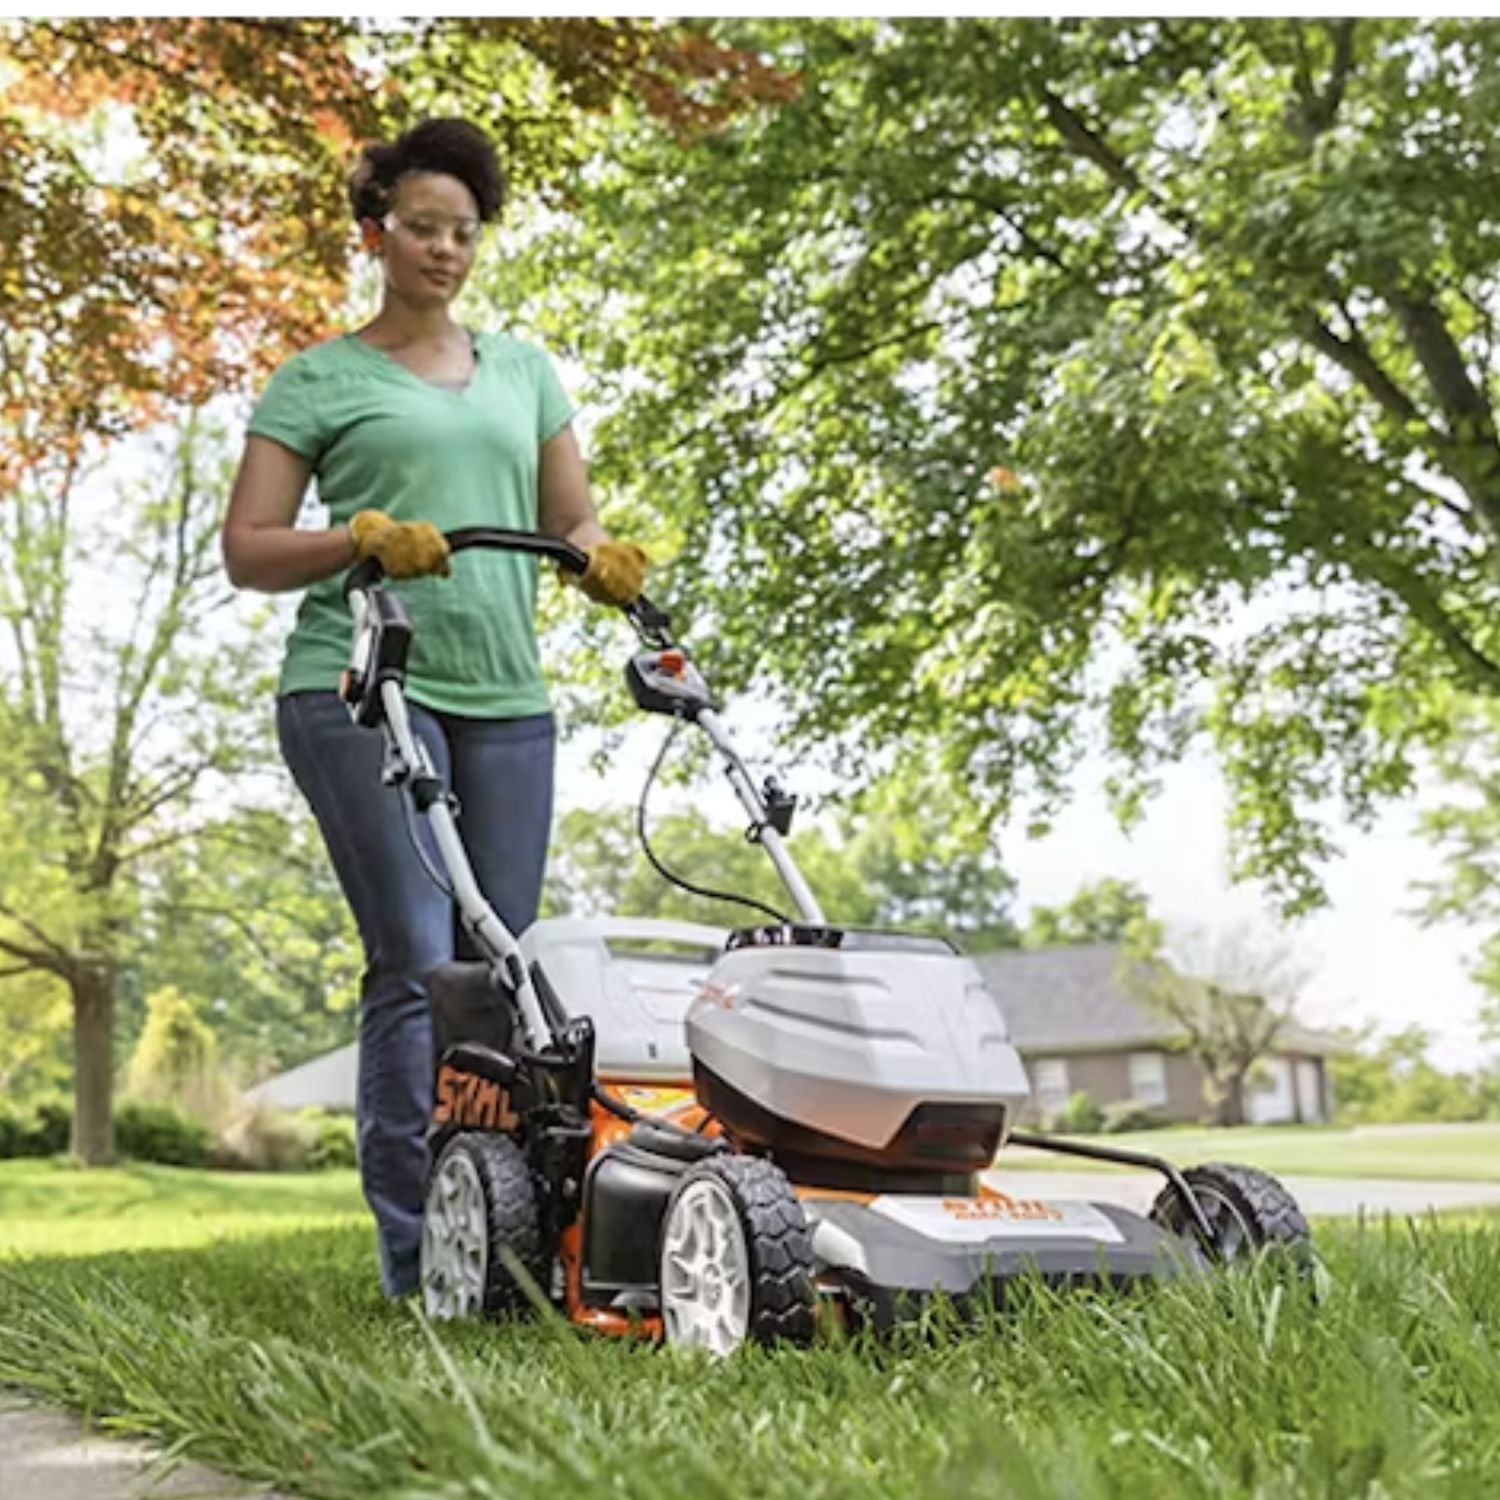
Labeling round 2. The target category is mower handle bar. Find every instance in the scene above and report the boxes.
[342,526,671,641]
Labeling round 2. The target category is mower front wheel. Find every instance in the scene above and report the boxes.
[658,1154,816,1356]
[420,1131,545,1321]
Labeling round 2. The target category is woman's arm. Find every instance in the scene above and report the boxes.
[221,435,356,593]
[536,424,609,552]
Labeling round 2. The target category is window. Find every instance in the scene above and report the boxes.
[1128,1051,1168,1108]
[1031,1058,1071,1116]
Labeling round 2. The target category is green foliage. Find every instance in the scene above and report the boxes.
[114,1099,214,1167]
[544,782,1019,948]
[511,18,1500,915]
[302,1109,358,1172]
[1049,1089,1105,1134]
[1330,1025,1500,1125]
[0,416,285,1161]
[1416,699,1500,1041]
[135,805,361,1077]
[0,1096,69,1158]
[1024,878,1153,948]
[1101,1099,1172,1134]
[123,986,230,1123]
[0,966,69,1106]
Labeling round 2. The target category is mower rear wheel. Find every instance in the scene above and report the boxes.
[1149,1161,1312,1270]
[658,1155,816,1356]
[421,1131,543,1321]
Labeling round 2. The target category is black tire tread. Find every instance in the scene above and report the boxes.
[674,1153,817,1346]
[1151,1159,1312,1263]
[446,1131,545,1317]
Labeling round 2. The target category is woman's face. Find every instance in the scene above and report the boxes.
[368,171,483,309]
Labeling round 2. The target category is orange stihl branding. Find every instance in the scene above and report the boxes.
[942,1190,1065,1223]
[433,1066,520,1130]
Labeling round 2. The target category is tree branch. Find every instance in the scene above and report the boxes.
[1040,88,1144,197]
[1368,558,1500,695]
[0,902,74,978]
[1301,311,1428,428]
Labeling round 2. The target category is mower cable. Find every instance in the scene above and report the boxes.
[637,718,793,926]
[395,781,457,902]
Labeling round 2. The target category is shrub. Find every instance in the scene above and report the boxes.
[1050,1090,1105,1135]
[24,1097,72,1156]
[216,1103,318,1172]
[1101,1099,1171,1134]
[115,1099,213,1167]
[124,987,234,1126]
[301,1110,357,1171]
[0,1099,27,1158]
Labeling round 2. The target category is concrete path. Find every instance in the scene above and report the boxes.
[982,1169,1500,1218]
[0,1395,289,1500]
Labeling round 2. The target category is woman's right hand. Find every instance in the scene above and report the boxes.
[349,510,452,579]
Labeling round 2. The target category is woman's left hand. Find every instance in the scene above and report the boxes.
[579,539,648,605]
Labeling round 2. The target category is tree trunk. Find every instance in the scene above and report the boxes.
[70,964,116,1165]
[1212,1068,1247,1127]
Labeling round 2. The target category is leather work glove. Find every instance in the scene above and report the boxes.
[349,510,451,579]
[577,538,648,606]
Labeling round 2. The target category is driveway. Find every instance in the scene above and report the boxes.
[981,1169,1500,1217]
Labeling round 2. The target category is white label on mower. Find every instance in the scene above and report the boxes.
[870,1191,1125,1246]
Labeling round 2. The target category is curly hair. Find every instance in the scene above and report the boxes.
[348,118,506,224]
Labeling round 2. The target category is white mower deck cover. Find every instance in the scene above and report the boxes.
[519,916,725,1081]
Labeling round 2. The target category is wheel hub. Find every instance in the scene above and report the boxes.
[421,1151,489,1320]
[660,1177,752,1356]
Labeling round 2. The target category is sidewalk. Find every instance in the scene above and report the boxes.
[0,1395,290,1500]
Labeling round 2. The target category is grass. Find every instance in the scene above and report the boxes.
[0,1159,366,1258]
[1,1164,1500,1497]
[1000,1121,1500,1181]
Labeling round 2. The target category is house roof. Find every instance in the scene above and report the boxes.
[969,943,1345,1057]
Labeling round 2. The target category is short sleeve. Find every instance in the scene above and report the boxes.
[532,349,576,444]
[247,357,328,464]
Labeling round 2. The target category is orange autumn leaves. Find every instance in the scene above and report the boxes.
[0,18,795,493]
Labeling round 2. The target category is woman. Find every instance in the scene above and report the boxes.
[221,118,645,1297]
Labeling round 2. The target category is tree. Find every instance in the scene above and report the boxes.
[0,416,275,1162]
[513,18,1500,915]
[0,18,791,480]
[545,770,1019,949]
[135,802,362,1078]
[1328,1024,1500,1123]
[1024,877,1152,948]
[1123,919,1307,1125]
[1415,699,1500,1041]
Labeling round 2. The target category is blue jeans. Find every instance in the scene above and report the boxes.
[277,691,556,1296]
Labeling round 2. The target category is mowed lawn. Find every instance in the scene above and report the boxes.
[1,1162,1499,1498]
[0,1159,367,1258]
[1000,1121,1500,1181]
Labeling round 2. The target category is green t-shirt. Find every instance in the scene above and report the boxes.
[247,330,575,718]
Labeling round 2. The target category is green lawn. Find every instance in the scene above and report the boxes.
[0,1159,367,1258]
[1,1163,1499,1497]
[1000,1122,1500,1181]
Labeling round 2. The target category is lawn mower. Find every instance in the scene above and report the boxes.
[341,529,1312,1355]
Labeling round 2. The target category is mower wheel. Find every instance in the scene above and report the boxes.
[658,1154,816,1356]
[1149,1161,1312,1270]
[421,1131,544,1321]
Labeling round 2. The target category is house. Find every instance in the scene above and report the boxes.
[249,929,1343,1128]
[969,943,1342,1126]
